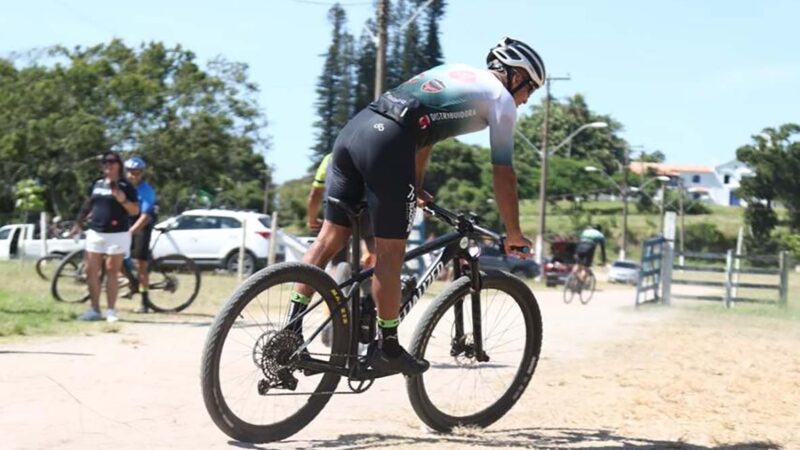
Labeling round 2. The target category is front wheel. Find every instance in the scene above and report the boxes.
[145,254,201,313]
[579,272,596,304]
[406,271,543,432]
[50,250,90,303]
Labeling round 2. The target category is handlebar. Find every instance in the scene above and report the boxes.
[423,202,531,256]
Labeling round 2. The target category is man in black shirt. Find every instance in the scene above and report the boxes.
[72,151,139,322]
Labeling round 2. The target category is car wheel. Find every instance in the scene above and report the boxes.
[225,250,256,276]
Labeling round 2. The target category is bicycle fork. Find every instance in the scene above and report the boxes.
[451,258,489,362]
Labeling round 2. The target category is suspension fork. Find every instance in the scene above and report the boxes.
[467,258,489,362]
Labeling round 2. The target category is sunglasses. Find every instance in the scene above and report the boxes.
[128,170,143,176]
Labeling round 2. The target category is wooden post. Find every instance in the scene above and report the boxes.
[268,211,279,266]
[779,251,789,308]
[40,211,48,257]
[732,226,744,298]
[661,240,673,305]
[724,249,733,308]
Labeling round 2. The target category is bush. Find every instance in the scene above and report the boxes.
[684,222,735,253]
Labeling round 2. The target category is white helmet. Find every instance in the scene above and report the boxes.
[487,37,546,89]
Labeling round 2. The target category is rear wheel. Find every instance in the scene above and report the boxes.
[563,273,579,304]
[201,262,350,443]
[145,254,201,313]
[50,250,90,303]
[406,271,542,432]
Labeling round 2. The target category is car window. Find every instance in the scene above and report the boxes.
[258,216,271,228]
[613,261,638,269]
[218,217,242,229]
[0,228,9,240]
[174,216,219,230]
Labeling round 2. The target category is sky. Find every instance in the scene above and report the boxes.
[2,0,798,183]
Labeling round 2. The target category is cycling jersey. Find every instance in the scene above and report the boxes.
[579,228,604,244]
[371,64,517,165]
[312,154,332,188]
[135,181,158,224]
[577,228,606,266]
[85,178,138,233]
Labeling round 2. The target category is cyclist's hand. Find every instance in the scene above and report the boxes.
[504,234,533,260]
[417,190,434,208]
[111,187,127,204]
[307,218,323,232]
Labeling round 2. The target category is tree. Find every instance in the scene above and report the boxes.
[737,124,800,231]
[311,4,354,165]
[353,20,377,112]
[0,40,272,218]
[515,94,629,174]
[421,0,445,68]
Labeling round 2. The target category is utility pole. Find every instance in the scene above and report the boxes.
[620,146,630,261]
[373,0,389,100]
[678,177,685,263]
[535,75,570,265]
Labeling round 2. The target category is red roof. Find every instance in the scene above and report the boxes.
[628,162,713,176]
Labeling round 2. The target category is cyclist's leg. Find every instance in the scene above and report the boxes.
[85,251,104,312]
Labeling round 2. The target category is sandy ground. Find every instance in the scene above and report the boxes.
[1,285,798,450]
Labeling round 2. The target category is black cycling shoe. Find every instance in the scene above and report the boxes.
[369,345,430,376]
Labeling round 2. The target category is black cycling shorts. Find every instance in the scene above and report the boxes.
[575,241,596,267]
[130,227,152,261]
[325,108,416,239]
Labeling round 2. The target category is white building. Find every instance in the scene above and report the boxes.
[629,160,753,207]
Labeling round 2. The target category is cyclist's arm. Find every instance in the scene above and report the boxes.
[306,186,324,228]
[492,165,522,238]
[599,237,607,264]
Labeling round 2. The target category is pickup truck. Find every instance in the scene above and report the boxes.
[0,223,84,261]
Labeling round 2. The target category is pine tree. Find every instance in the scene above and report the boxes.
[400,18,426,81]
[311,4,354,166]
[385,0,409,89]
[422,0,445,68]
[354,20,377,111]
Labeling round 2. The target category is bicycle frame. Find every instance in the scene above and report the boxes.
[291,201,500,380]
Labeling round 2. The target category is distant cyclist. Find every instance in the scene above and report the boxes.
[125,156,158,313]
[72,151,140,322]
[291,37,544,376]
[573,224,607,284]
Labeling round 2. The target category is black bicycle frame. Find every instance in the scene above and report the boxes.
[292,200,499,379]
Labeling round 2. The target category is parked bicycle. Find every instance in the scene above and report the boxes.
[201,199,543,443]
[563,268,596,304]
[50,226,201,312]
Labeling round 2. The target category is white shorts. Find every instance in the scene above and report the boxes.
[85,229,131,256]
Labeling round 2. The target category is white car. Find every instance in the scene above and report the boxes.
[152,209,280,275]
[607,260,640,284]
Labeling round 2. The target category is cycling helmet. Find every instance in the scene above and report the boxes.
[124,156,146,170]
[487,37,546,89]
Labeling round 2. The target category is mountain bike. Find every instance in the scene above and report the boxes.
[50,227,201,312]
[201,199,543,443]
[563,267,596,304]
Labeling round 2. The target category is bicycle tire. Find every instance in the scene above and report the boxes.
[579,272,596,304]
[406,270,542,432]
[36,254,66,281]
[50,250,90,303]
[201,262,349,443]
[563,273,578,304]
[145,254,201,313]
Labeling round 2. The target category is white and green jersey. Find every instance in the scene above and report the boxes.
[579,228,605,244]
[373,64,517,166]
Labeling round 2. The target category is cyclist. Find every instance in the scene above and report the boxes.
[290,37,544,376]
[71,151,140,322]
[573,224,607,284]
[125,156,158,313]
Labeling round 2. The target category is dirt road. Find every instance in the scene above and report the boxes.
[1,286,798,449]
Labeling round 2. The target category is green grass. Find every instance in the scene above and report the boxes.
[0,261,126,338]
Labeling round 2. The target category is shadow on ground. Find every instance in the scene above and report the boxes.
[228,427,781,450]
